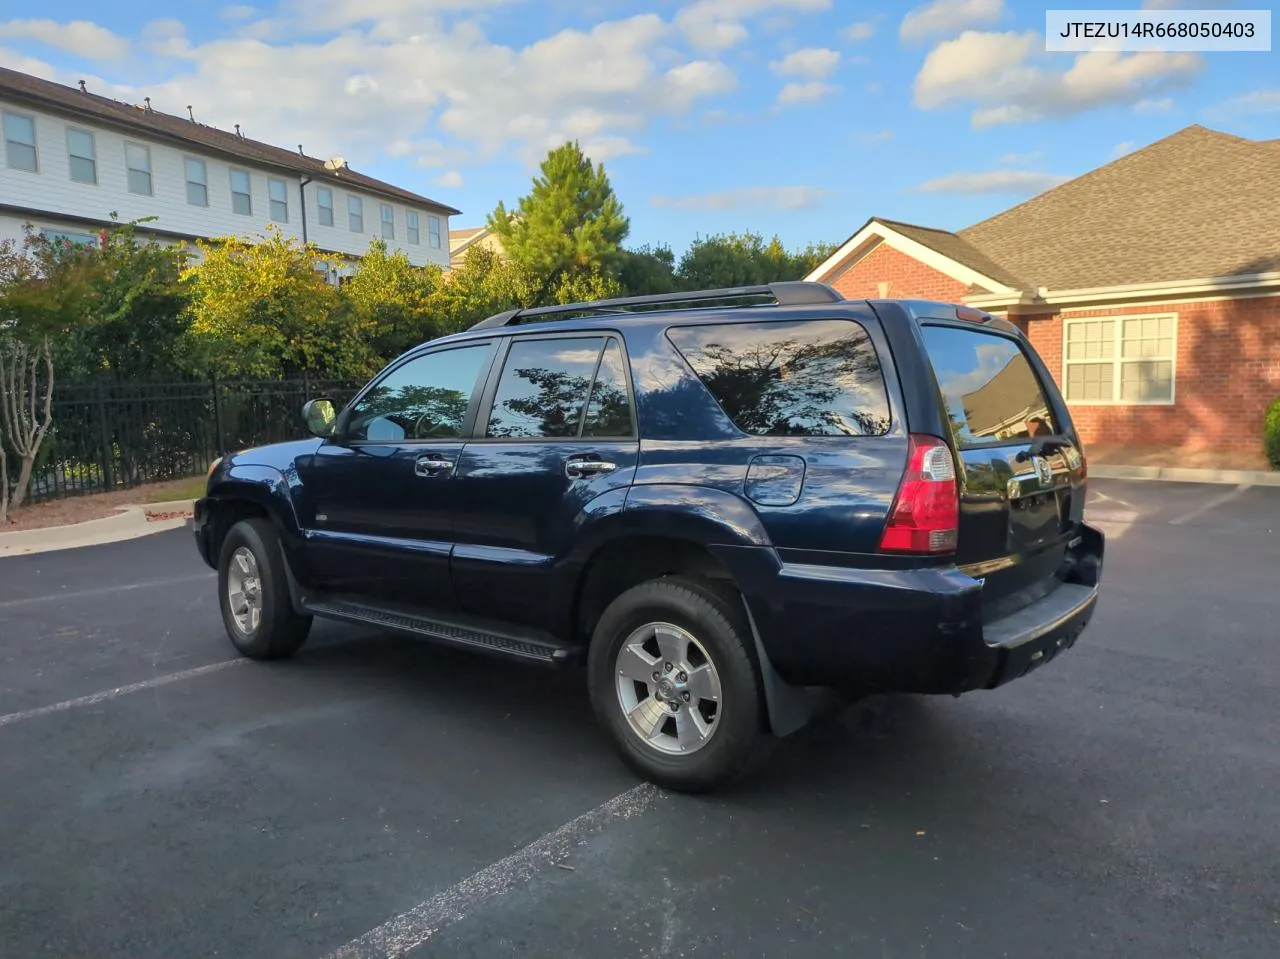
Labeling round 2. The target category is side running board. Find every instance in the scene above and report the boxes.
[302,597,582,666]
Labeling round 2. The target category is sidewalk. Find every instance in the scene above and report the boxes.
[1089,464,1280,486]
[0,500,194,557]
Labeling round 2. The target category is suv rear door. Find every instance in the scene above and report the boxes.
[918,321,1087,613]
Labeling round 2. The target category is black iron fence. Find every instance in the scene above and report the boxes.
[11,376,357,502]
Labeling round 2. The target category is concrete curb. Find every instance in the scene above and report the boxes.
[1089,464,1280,486]
[0,505,192,558]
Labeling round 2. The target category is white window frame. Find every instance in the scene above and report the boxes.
[268,177,289,223]
[3,110,38,173]
[1061,312,1178,406]
[428,214,442,250]
[406,210,420,245]
[348,194,364,233]
[66,127,97,184]
[230,168,253,216]
[317,187,334,227]
[124,141,153,196]
[380,202,395,239]
[185,157,208,207]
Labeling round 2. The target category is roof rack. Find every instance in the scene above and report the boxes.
[468,281,843,331]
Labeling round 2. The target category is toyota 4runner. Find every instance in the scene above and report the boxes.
[194,281,1104,793]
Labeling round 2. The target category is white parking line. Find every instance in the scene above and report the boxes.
[322,783,661,959]
[1169,483,1252,526]
[0,659,246,728]
[0,573,213,610]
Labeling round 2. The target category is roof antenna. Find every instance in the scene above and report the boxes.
[144,96,152,112]
[187,105,195,122]
[235,123,242,138]
[298,144,304,155]
[78,80,87,93]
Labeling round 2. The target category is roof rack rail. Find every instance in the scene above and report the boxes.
[468,281,843,331]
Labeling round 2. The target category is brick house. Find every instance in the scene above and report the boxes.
[805,125,1280,457]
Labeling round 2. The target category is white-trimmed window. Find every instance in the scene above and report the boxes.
[125,142,153,195]
[380,203,394,239]
[269,177,289,222]
[185,158,208,206]
[317,187,334,226]
[230,169,252,215]
[66,128,96,184]
[348,195,363,233]
[1063,313,1176,404]
[428,214,442,249]
[406,210,420,245]
[3,111,38,172]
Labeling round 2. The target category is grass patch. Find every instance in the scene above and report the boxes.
[142,476,208,503]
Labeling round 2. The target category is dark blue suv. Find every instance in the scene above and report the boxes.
[194,282,1103,792]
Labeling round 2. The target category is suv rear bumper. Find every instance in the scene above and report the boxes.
[719,522,1104,695]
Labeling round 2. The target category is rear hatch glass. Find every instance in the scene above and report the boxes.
[921,324,1085,612]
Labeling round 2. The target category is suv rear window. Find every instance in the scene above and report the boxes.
[666,320,891,437]
[921,325,1059,447]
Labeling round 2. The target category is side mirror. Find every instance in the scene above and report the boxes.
[302,398,337,438]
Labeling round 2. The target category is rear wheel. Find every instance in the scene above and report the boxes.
[217,518,312,660]
[587,576,764,793]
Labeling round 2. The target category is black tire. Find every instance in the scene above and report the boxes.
[217,518,312,660]
[587,575,765,794]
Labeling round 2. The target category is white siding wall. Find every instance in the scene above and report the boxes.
[0,98,451,270]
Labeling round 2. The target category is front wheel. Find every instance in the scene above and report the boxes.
[587,576,764,793]
[217,518,312,660]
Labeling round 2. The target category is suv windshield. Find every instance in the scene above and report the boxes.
[921,325,1059,447]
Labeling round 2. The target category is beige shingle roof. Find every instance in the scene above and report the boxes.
[0,66,460,216]
[876,218,1027,288]
[958,125,1280,289]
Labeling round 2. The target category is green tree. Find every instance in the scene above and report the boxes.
[675,232,838,290]
[185,228,376,380]
[618,244,678,296]
[488,141,630,305]
[342,238,444,360]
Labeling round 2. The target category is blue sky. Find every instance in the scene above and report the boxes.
[0,0,1275,255]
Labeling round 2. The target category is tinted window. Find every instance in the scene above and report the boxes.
[486,337,604,438]
[346,344,490,442]
[666,320,890,436]
[582,339,634,437]
[921,325,1058,447]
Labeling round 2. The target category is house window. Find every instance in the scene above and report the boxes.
[1063,314,1176,404]
[406,211,420,245]
[380,203,394,239]
[348,195,363,233]
[124,142,152,195]
[185,158,208,206]
[317,187,334,226]
[66,128,96,184]
[428,214,442,249]
[269,177,289,222]
[43,229,98,248]
[230,169,252,215]
[3,111,38,172]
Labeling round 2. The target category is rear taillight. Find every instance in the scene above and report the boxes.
[878,434,959,555]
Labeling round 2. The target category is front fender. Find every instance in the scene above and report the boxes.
[207,463,304,541]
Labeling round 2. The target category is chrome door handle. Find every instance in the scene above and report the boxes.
[414,455,454,477]
[565,457,617,478]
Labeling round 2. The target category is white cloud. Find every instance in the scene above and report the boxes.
[998,150,1040,163]
[1110,140,1135,159]
[844,21,875,41]
[23,11,739,174]
[0,18,129,60]
[1210,89,1280,116]
[1134,97,1172,113]
[0,45,58,79]
[777,81,838,104]
[432,170,464,188]
[865,81,882,93]
[675,0,831,51]
[769,47,840,79]
[651,185,831,211]
[914,170,1069,194]
[1141,0,1237,7]
[914,29,1202,127]
[858,129,893,143]
[900,0,1003,43]
[220,5,258,19]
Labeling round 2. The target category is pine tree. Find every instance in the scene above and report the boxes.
[487,141,630,305]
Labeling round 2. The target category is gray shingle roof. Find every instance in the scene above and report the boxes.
[0,66,460,216]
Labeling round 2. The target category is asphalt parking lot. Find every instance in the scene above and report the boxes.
[1,477,1278,959]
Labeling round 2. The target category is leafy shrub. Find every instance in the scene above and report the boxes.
[1264,395,1280,470]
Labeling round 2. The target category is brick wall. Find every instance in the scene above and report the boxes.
[1023,296,1280,452]
[827,241,971,302]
